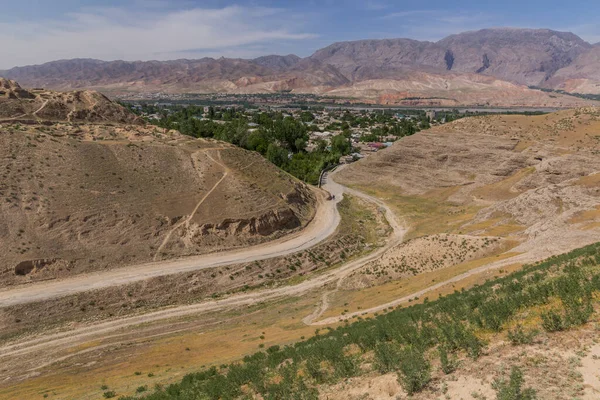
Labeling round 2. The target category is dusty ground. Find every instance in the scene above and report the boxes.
[0,194,386,341]
[342,234,510,289]
[0,122,316,287]
[320,324,600,400]
[1,108,600,399]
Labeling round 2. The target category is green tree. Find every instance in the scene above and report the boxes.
[266,144,288,167]
[330,134,351,155]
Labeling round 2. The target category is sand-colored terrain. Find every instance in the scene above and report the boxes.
[0,82,317,287]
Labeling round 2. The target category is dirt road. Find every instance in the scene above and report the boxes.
[0,167,585,384]
[0,172,343,307]
[0,167,405,366]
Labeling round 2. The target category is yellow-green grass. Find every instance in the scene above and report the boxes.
[0,294,323,400]
[472,166,535,202]
[350,185,482,240]
[320,250,522,321]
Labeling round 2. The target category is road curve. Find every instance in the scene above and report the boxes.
[0,177,344,307]
[0,168,405,364]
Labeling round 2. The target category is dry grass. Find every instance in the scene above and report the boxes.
[0,294,322,400]
[471,166,535,201]
[320,250,522,320]
[349,185,481,240]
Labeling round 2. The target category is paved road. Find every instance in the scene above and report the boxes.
[0,175,344,307]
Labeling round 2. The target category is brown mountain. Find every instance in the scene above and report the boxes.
[437,28,591,85]
[546,47,600,94]
[252,54,301,71]
[2,28,600,102]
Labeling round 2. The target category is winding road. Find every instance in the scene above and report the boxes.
[0,167,404,364]
[0,168,344,308]
[0,166,568,383]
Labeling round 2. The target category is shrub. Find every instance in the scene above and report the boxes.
[102,391,117,399]
[136,385,147,393]
[439,345,458,374]
[397,347,431,395]
[541,310,565,332]
[374,342,401,373]
[492,366,537,400]
[507,325,538,345]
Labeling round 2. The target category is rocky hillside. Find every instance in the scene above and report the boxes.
[2,28,600,102]
[436,28,591,85]
[548,46,600,94]
[0,78,142,124]
[337,107,600,266]
[0,81,317,287]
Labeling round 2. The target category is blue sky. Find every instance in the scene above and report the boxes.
[1,0,599,69]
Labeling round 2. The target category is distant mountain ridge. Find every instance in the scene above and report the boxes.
[2,28,600,102]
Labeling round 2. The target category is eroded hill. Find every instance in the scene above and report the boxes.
[0,78,141,124]
[335,107,600,288]
[0,83,316,287]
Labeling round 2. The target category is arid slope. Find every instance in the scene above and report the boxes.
[336,107,600,283]
[0,78,141,124]
[0,82,316,287]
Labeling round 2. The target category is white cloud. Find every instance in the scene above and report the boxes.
[0,5,316,69]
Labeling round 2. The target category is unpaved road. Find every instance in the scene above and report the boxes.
[0,171,343,307]
[0,167,586,383]
[0,167,405,366]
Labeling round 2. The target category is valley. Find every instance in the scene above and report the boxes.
[1,41,600,399]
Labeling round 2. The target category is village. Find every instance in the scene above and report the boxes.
[127,100,453,166]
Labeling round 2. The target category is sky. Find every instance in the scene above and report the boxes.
[1,0,599,69]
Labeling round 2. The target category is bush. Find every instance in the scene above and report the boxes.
[492,366,537,400]
[439,345,458,374]
[374,342,402,373]
[507,325,538,345]
[564,302,593,327]
[102,391,117,399]
[136,385,147,393]
[397,347,431,395]
[541,310,565,332]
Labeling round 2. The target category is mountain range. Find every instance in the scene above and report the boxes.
[2,28,600,106]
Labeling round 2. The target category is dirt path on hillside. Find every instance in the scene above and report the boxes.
[0,168,343,307]
[1,167,594,378]
[0,167,405,371]
[153,149,229,261]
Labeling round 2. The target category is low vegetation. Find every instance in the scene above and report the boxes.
[128,104,426,184]
[118,242,600,399]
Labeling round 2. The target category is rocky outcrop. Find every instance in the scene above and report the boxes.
[14,259,58,276]
[197,208,301,238]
